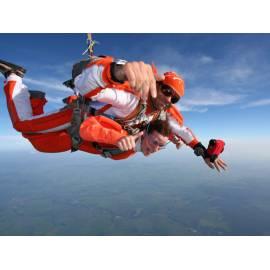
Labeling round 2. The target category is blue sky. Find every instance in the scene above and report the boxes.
[0,34,270,150]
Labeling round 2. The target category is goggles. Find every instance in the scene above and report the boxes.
[160,84,180,104]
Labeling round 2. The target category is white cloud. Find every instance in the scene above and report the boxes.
[178,104,208,113]
[153,47,184,64]
[151,46,260,90]
[199,55,214,64]
[24,77,71,92]
[175,88,244,112]
[46,95,65,104]
[242,98,270,108]
[156,64,181,75]
[216,65,254,83]
[183,88,244,106]
[42,61,74,76]
[155,56,246,112]
[156,64,194,81]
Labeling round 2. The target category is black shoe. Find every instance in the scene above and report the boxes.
[0,59,26,78]
[63,79,75,89]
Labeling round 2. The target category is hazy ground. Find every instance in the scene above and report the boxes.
[0,141,270,236]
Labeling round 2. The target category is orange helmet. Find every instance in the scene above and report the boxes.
[162,72,185,98]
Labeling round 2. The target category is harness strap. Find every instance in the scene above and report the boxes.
[89,107,115,119]
[118,107,162,135]
[92,142,124,158]
[66,97,116,152]
[66,96,89,152]
[66,108,82,152]
[96,104,112,114]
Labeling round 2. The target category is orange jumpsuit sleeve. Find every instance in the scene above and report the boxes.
[167,105,184,125]
[167,105,199,148]
[79,115,128,145]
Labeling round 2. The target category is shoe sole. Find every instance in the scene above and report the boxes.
[0,59,26,77]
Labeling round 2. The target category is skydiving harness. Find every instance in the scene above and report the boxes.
[91,142,125,158]
[64,96,123,156]
[64,94,164,154]
[63,34,165,156]
[65,95,89,152]
[91,107,166,158]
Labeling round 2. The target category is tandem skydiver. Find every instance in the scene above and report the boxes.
[0,58,227,170]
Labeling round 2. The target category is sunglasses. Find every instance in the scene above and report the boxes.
[160,85,180,104]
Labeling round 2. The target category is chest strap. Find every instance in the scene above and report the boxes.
[92,142,125,158]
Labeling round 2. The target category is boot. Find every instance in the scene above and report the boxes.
[0,59,26,78]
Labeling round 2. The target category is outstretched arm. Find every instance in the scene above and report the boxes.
[166,106,227,172]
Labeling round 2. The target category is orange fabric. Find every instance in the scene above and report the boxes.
[86,56,114,69]
[4,79,135,160]
[188,138,199,148]
[85,56,136,95]
[186,127,199,148]
[79,115,128,145]
[111,81,136,95]
[166,105,184,126]
[64,95,78,104]
[22,129,134,160]
[23,131,72,153]
[4,81,73,133]
[23,131,111,156]
[30,97,47,116]
[15,109,72,133]
[84,87,104,99]
[162,72,185,98]
[96,104,112,114]
[86,56,115,85]
[85,56,133,90]
[3,58,190,159]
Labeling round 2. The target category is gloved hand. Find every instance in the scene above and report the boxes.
[193,139,228,172]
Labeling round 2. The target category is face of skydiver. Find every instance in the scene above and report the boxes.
[150,83,180,110]
[141,130,169,156]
